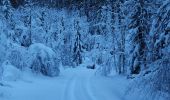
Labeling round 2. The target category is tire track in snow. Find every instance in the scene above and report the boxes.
[62,69,96,100]
[62,75,76,100]
[80,76,96,100]
[85,76,97,100]
[75,76,92,100]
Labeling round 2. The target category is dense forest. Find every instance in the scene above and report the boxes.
[0,0,170,100]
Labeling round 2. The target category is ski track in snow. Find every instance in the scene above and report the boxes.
[1,67,129,100]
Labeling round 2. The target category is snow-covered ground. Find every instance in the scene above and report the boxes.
[0,67,131,100]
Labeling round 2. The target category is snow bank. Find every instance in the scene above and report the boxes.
[2,61,21,81]
[0,86,10,100]
[28,43,60,77]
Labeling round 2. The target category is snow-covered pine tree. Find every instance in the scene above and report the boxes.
[39,7,51,45]
[20,0,32,47]
[128,0,149,74]
[21,0,33,47]
[2,0,12,21]
[150,0,170,62]
[2,0,15,38]
[73,20,83,66]
[61,16,74,67]
[148,0,170,95]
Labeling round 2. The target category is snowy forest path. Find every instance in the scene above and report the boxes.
[4,67,129,100]
[60,67,127,100]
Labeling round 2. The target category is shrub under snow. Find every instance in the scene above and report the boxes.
[28,43,60,77]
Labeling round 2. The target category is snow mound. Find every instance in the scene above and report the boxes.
[28,43,60,77]
[2,61,21,81]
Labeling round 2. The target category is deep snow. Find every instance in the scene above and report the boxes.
[0,67,131,100]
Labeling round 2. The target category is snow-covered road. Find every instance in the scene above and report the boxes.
[1,67,129,100]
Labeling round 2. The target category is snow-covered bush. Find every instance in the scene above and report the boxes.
[28,43,60,77]
[1,61,21,81]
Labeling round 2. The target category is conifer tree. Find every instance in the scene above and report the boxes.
[73,20,83,66]
[129,0,149,74]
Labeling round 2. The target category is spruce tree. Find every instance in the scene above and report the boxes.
[129,0,149,74]
[73,20,83,66]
